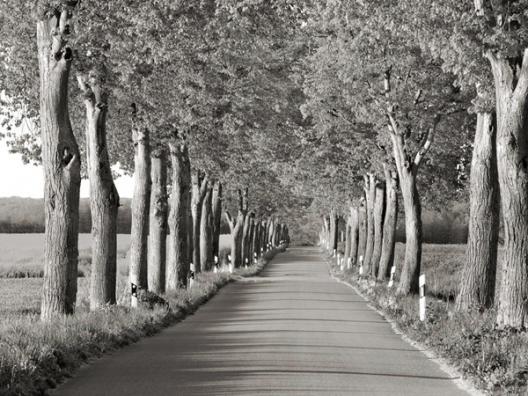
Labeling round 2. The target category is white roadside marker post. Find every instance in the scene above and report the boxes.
[245,258,249,269]
[388,266,396,288]
[253,252,258,265]
[419,274,426,322]
[131,283,138,308]
[213,256,219,273]
[359,255,364,276]
[347,257,351,270]
[189,263,195,289]
[333,249,336,258]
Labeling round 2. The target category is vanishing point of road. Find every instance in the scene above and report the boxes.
[55,247,471,396]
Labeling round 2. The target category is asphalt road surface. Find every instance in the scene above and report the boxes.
[55,247,470,396]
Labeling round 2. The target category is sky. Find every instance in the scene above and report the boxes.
[0,140,134,198]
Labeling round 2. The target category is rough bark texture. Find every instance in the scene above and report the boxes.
[378,166,398,281]
[387,112,437,296]
[226,189,247,268]
[191,173,208,273]
[241,212,253,266]
[38,8,82,320]
[166,142,191,290]
[252,221,260,262]
[200,186,212,271]
[147,151,168,294]
[456,113,499,311]
[356,205,367,265]
[343,218,351,266]
[396,171,422,295]
[129,128,151,301]
[78,75,119,309]
[370,182,385,278]
[211,182,222,261]
[349,207,359,266]
[329,210,338,253]
[487,50,528,328]
[363,175,376,274]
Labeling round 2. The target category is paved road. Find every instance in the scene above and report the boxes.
[55,247,469,396]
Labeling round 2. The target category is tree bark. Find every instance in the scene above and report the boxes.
[349,207,359,267]
[191,172,208,273]
[370,181,385,278]
[242,212,253,266]
[387,112,438,295]
[200,185,212,271]
[77,74,119,309]
[38,7,81,319]
[363,174,376,274]
[166,141,191,290]
[378,166,398,281]
[147,150,168,294]
[343,217,352,268]
[486,50,528,328]
[356,205,367,265]
[329,210,338,253]
[396,171,422,295]
[226,189,247,268]
[252,221,260,262]
[456,113,499,311]
[129,128,151,305]
[211,181,222,262]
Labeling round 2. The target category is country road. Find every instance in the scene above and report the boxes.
[54,247,470,396]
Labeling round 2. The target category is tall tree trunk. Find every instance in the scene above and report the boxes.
[387,110,438,295]
[456,113,499,311]
[486,50,528,328]
[268,218,275,249]
[241,212,253,266]
[200,186,212,271]
[396,171,422,295]
[211,181,222,262]
[343,217,351,268]
[356,205,367,265]
[260,220,267,256]
[191,172,208,273]
[363,174,376,274]
[370,182,385,278]
[349,207,359,266]
[147,150,168,294]
[77,75,119,310]
[166,141,191,290]
[329,210,338,253]
[226,189,247,268]
[38,8,81,320]
[252,221,260,262]
[378,166,398,281]
[129,128,151,305]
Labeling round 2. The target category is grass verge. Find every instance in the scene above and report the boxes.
[328,253,528,395]
[0,246,284,396]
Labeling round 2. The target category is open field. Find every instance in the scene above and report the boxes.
[0,233,232,279]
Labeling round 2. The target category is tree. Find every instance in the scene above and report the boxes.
[36,2,82,319]
[167,139,192,290]
[378,165,398,280]
[77,72,120,309]
[148,149,168,294]
[191,172,209,273]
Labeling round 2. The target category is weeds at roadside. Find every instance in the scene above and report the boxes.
[329,254,528,395]
[0,247,283,396]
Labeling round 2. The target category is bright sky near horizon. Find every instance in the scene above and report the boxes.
[0,140,134,198]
